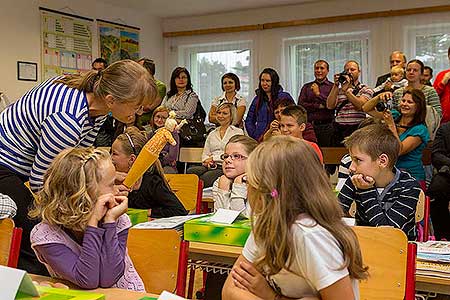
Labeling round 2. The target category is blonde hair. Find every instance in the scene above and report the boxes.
[29,148,111,232]
[391,65,404,76]
[247,136,368,279]
[54,59,157,107]
[217,102,236,126]
[115,126,171,189]
[226,135,258,155]
[150,106,170,130]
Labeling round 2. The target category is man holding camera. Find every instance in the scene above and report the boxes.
[298,60,334,148]
[327,60,373,145]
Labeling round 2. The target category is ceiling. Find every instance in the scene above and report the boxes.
[98,0,322,18]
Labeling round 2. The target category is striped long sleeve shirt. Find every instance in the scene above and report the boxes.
[338,168,420,240]
[0,77,106,192]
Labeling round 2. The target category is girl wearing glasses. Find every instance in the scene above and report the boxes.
[212,135,257,218]
[111,127,187,218]
[187,103,244,187]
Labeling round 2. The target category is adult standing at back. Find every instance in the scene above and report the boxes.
[162,67,201,120]
[298,59,334,148]
[245,68,294,141]
[374,51,407,95]
[0,59,157,274]
[326,60,373,145]
[209,73,246,127]
[434,46,450,124]
[392,59,442,118]
[137,58,167,126]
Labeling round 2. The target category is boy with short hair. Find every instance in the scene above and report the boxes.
[279,105,323,163]
[338,124,421,240]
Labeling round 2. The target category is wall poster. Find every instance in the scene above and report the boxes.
[97,19,140,65]
[40,7,93,81]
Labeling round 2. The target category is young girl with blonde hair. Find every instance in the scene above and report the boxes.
[0,59,156,274]
[30,147,144,291]
[223,136,368,300]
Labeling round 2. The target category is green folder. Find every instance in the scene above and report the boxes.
[16,285,105,300]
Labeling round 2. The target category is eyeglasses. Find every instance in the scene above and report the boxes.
[220,153,247,161]
[124,133,137,155]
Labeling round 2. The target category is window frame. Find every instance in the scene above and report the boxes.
[283,31,370,100]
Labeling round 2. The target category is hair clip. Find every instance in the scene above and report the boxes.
[270,188,279,199]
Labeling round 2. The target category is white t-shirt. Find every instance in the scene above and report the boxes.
[242,214,359,299]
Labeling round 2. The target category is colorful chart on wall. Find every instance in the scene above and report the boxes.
[97,19,140,65]
[40,7,93,81]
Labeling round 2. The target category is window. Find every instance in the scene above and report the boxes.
[179,41,252,119]
[284,32,369,100]
[406,23,450,80]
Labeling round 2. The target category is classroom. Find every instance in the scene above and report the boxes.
[1,0,450,299]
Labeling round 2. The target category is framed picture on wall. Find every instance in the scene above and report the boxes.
[17,61,38,81]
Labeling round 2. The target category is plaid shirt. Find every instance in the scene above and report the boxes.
[0,193,17,219]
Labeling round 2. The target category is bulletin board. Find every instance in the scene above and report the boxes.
[40,7,93,81]
[97,19,140,66]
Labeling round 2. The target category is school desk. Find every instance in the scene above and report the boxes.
[29,274,159,300]
[182,238,450,298]
[415,275,450,295]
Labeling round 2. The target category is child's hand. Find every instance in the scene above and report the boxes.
[218,175,233,191]
[234,174,247,184]
[384,81,393,91]
[203,157,213,168]
[351,174,375,190]
[270,120,279,129]
[88,193,115,227]
[231,261,276,300]
[104,195,128,223]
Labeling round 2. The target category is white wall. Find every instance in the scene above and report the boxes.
[0,0,163,101]
[162,0,450,91]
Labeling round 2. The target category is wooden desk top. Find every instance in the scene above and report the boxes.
[30,274,158,300]
[188,241,242,258]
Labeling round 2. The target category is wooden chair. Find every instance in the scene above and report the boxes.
[165,174,204,213]
[178,147,203,173]
[353,226,416,300]
[0,218,22,268]
[127,228,186,295]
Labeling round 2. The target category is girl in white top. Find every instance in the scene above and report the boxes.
[223,136,368,300]
[213,135,258,218]
[187,102,244,187]
[209,73,246,127]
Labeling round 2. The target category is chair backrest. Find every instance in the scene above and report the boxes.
[321,147,349,165]
[165,174,200,212]
[127,229,181,294]
[0,218,22,268]
[178,147,203,163]
[353,226,412,300]
[415,190,425,223]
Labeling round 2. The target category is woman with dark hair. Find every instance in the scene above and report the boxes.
[392,59,441,117]
[245,68,294,141]
[162,67,200,120]
[209,73,246,127]
[363,89,430,184]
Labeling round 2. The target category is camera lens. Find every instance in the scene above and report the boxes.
[375,101,387,112]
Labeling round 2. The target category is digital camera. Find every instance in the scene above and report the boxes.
[375,97,393,112]
[338,71,350,84]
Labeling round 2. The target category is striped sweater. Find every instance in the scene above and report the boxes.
[338,168,420,240]
[0,77,106,192]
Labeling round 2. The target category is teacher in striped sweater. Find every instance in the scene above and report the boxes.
[0,59,157,274]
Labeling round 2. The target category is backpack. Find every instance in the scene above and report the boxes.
[178,92,207,147]
[425,105,441,140]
